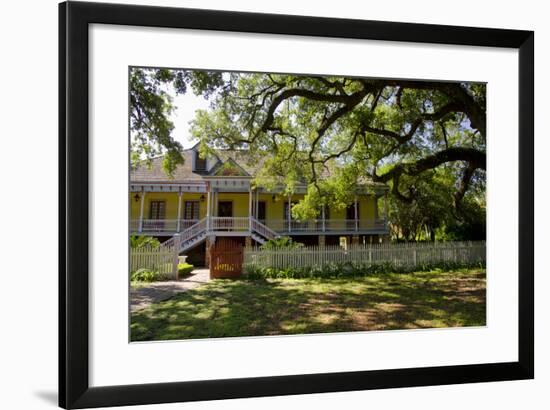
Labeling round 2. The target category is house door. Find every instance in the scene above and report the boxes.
[217,201,233,230]
[346,203,358,230]
[257,201,266,222]
[218,201,233,217]
[148,200,166,231]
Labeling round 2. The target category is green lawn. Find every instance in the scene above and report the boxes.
[130,268,486,341]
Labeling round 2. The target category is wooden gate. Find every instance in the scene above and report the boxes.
[210,237,244,279]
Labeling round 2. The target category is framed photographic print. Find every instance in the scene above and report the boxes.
[59,1,534,408]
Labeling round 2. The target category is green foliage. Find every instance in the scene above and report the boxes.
[129,67,224,175]
[385,166,486,241]
[244,260,485,279]
[131,268,160,282]
[130,68,486,240]
[260,236,303,250]
[177,263,194,277]
[130,235,160,249]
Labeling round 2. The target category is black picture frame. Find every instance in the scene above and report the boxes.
[59,1,534,408]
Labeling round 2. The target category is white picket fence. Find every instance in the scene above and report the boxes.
[243,241,486,270]
[130,243,177,278]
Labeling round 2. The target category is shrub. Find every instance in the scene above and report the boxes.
[178,263,194,277]
[130,235,160,249]
[243,260,485,279]
[260,236,303,250]
[131,268,160,282]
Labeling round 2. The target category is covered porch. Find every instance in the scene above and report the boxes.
[130,178,389,236]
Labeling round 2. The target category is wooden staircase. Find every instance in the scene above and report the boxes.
[250,217,279,244]
[162,217,279,254]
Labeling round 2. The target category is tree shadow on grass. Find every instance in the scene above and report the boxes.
[130,270,486,342]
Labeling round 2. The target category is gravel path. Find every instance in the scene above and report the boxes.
[130,268,209,312]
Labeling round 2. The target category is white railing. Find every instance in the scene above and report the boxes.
[131,219,199,233]
[270,220,323,232]
[131,217,388,235]
[357,219,388,231]
[264,218,388,233]
[180,219,200,231]
[244,241,486,270]
[155,218,205,249]
[130,219,140,232]
[250,217,279,240]
[139,219,177,233]
[176,218,208,249]
[210,217,250,232]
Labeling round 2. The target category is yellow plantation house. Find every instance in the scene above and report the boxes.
[130,145,389,266]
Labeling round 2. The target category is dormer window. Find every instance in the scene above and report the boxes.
[195,152,207,172]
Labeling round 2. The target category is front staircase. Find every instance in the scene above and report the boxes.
[161,217,279,254]
[250,217,279,245]
[251,233,266,245]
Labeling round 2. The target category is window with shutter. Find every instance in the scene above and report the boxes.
[184,201,200,220]
[149,201,166,220]
[195,152,207,171]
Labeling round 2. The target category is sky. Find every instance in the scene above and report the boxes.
[168,89,211,149]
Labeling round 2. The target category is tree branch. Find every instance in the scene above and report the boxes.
[373,147,486,183]
[362,101,463,144]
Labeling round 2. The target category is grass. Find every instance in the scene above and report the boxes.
[130,268,486,341]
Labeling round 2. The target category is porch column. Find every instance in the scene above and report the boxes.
[206,185,211,232]
[321,204,326,232]
[176,190,183,232]
[138,189,146,233]
[248,186,253,232]
[354,195,358,232]
[287,194,291,233]
[213,190,217,217]
[248,187,253,216]
[255,189,259,219]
